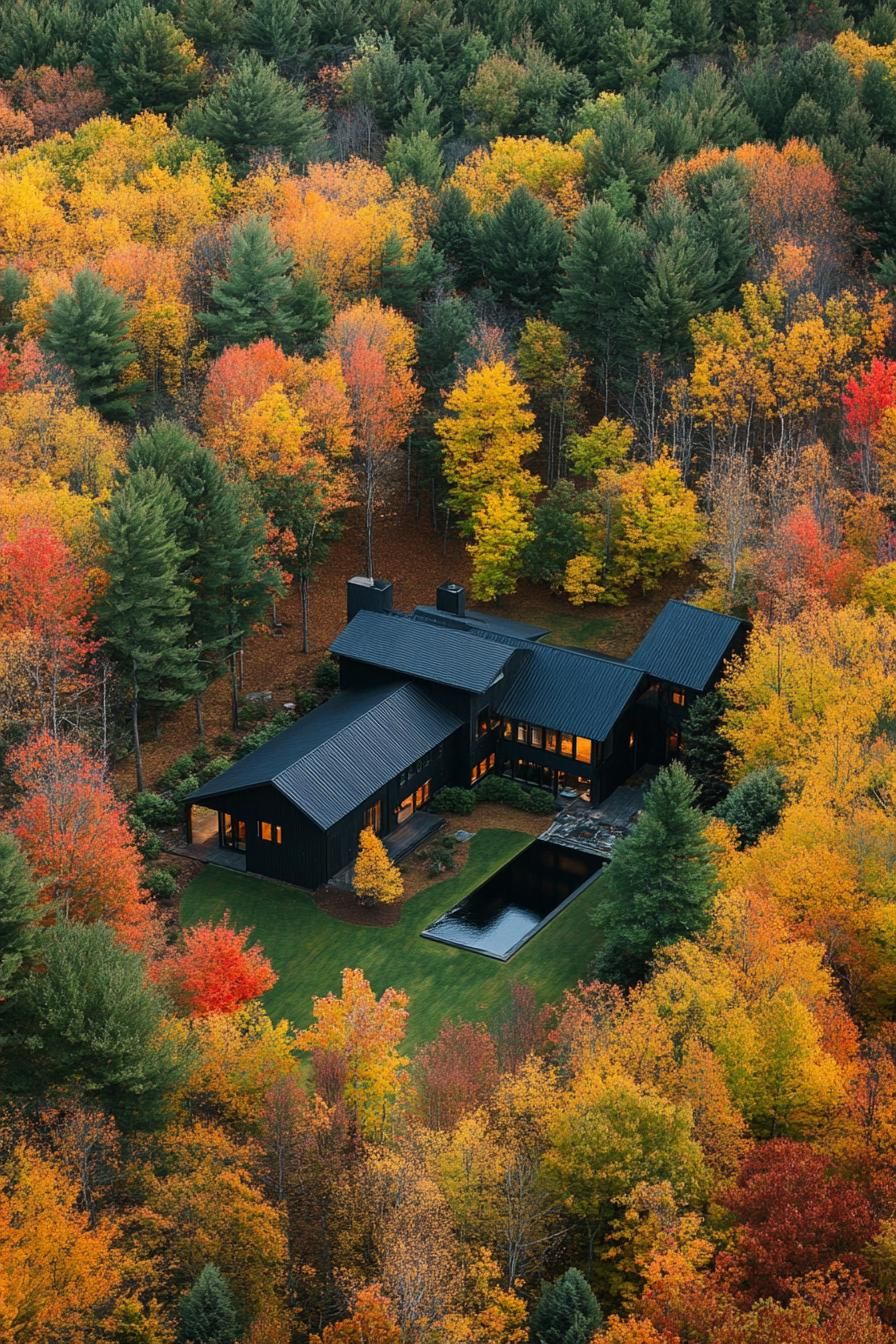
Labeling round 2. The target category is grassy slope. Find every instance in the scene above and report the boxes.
[180,828,602,1046]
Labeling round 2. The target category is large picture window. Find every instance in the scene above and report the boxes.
[221,813,246,851]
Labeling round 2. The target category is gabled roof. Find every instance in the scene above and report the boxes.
[497,644,645,742]
[627,600,747,692]
[330,609,515,693]
[412,606,549,642]
[187,681,461,829]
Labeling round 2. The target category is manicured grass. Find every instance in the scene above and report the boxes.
[511,605,620,651]
[180,829,602,1046]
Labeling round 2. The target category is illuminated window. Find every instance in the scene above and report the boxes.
[415,778,432,808]
[672,687,686,707]
[530,725,543,749]
[628,731,636,749]
[545,729,558,753]
[503,719,512,738]
[516,723,527,743]
[560,733,574,757]
[470,753,496,784]
[222,813,247,851]
[478,715,489,737]
[363,800,382,833]
[668,730,681,753]
[575,736,591,763]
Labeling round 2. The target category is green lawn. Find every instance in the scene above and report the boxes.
[180,829,602,1046]
[510,605,619,651]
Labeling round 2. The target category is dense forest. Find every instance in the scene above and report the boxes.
[3,0,896,1339]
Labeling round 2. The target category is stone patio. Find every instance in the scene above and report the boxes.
[541,783,646,858]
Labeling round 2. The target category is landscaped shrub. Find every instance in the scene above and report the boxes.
[191,742,212,767]
[422,835,459,876]
[131,791,178,829]
[169,773,200,805]
[295,690,318,714]
[214,732,235,751]
[157,754,199,792]
[476,775,555,814]
[239,695,271,724]
[313,657,339,693]
[145,868,179,900]
[431,786,476,815]
[234,710,294,759]
[130,814,162,861]
[198,755,232,784]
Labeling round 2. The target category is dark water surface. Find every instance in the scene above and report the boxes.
[421,839,602,960]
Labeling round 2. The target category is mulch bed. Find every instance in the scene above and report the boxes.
[313,883,404,926]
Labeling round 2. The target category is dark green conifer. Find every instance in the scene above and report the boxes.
[479,186,567,313]
[41,270,142,422]
[179,1265,239,1344]
[591,762,719,986]
[530,1268,604,1344]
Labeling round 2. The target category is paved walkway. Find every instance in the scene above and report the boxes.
[165,839,247,872]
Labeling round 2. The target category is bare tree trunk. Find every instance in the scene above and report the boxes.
[195,692,205,741]
[301,577,310,655]
[229,650,240,730]
[131,685,144,793]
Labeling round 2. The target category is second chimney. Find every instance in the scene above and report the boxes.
[436,581,465,618]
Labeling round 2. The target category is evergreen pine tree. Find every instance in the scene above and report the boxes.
[692,172,752,307]
[681,689,730,809]
[201,217,304,353]
[378,234,446,315]
[479,187,567,313]
[531,1268,604,1344]
[846,145,896,258]
[431,186,481,289]
[862,59,896,149]
[4,921,189,1127]
[97,5,203,116]
[180,50,323,173]
[289,269,332,355]
[394,85,445,139]
[98,468,199,791]
[129,421,275,734]
[590,762,719,986]
[557,201,645,374]
[0,835,39,1022]
[0,265,28,343]
[415,296,474,397]
[180,0,241,64]
[384,129,446,189]
[241,0,311,73]
[42,270,142,421]
[523,480,586,588]
[715,766,786,847]
[179,1265,239,1344]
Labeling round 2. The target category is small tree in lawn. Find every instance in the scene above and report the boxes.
[530,1268,604,1344]
[179,1263,239,1344]
[41,270,142,421]
[159,914,277,1015]
[354,827,403,907]
[591,762,719,987]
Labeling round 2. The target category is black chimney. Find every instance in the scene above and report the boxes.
[346,576,393,621]
[436,581,465,617]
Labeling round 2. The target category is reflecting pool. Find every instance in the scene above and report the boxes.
[421,839,602,961]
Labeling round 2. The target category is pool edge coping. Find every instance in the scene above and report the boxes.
[419,844,605,962]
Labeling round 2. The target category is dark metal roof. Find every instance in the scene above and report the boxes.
[330,609,515,692]
[187,681,461,829]
[497,644,644,742]
[627,600,747,692]
[412,606,549,642]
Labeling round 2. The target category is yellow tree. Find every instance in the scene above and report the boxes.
[354,826,404,906]
[468,488,535,602]
[295,967,409,1139]
[435,360,539,534]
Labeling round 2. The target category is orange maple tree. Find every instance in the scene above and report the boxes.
[158,913,277,1015]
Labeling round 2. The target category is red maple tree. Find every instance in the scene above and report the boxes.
[159,913,277,1015]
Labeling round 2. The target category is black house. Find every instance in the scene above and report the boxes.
[186,580,748,890]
